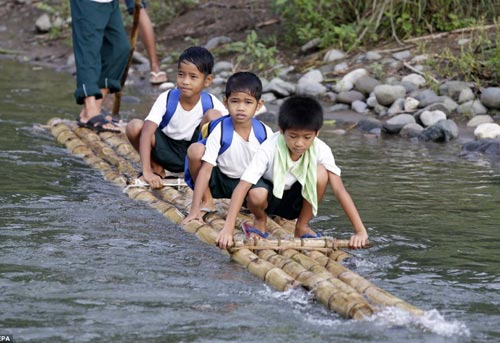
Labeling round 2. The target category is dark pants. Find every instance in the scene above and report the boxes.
[70,0,130,104]
[207,168,270,200]
[254,180,304,220]
[152,128,199,173]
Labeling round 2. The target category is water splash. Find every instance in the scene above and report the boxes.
[367,307,470,337]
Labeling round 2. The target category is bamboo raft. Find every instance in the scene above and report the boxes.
[47,118,424,320]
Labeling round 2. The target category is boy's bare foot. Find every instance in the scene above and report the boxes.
[200,201,216,213]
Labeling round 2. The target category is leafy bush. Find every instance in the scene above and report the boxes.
[428,23,500,85]
[273,0,498,51]
[222,31,279,76]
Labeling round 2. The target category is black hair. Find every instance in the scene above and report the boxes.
[278,95,323,132]
[225,72,262,100]
[178,46,214,75]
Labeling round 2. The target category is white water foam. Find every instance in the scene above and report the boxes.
[366,306,470,337]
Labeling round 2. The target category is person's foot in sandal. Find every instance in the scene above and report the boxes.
[149,71,167,85]
[77,113,121,133]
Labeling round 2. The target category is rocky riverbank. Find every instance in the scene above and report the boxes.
[2,0,500,161]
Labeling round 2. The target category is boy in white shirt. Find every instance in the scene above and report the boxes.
[182,72,273,224]
[216,95,369,250]
[126,46,227,189]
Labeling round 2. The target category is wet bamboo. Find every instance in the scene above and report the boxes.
[231,248,300,292]
[50,121,113,175]
[319,254,424,315]
[257,249,374,319]
[99,132,141,165]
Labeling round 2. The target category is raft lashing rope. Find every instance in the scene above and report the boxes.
[47,118,424,319]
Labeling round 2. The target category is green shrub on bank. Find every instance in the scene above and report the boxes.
[219,31,279,76]
[429,22,500,85]
[273,0,499,51]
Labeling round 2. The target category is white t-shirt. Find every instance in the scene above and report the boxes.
[241,132,341,189]
[202,121,274,179]
[145,90,227,141]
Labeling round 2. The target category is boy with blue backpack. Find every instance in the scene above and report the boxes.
[182,72,274,224]
[126,46,227,189]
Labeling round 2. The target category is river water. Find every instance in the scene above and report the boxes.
[1,59,499,343]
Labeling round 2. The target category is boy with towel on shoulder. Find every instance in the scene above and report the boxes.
[216,95,368,250]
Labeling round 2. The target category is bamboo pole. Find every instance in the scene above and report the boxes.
[112,0,142,116]
[257,249,374,319]
[319,253,424,315]
[231,248,300,292]
[232,237,369,251]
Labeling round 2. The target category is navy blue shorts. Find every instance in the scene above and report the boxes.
[254,180,303,220]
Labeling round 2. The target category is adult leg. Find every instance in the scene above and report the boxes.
[138,9,163,76]
[99,0,130,95]
[70,1,106,114]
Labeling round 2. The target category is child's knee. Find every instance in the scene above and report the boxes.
[187,142,205,160]
[204,109,222,122]
[125,119,143,138]
[247,187,268,207]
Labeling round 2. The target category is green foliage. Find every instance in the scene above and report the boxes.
[429,22,500,86]
[273,0,498,51]
[222,31,279,76]
[35,1,69,17]
[147,0,199,26]
[433,11,477,31]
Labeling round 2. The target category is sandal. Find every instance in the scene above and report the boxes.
[300,232,322,239]
[77,114,121,133]
[241,223,269,239]
[149,71,167,85]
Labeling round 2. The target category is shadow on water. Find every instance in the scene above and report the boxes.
[1,59,499,342]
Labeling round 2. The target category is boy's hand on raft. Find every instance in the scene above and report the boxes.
[181,211,203,225]
[216,228,234,250]
[143,171,163,189]
[349,232,368,249]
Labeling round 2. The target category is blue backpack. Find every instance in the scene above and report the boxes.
[184,115,268,189]
[158,88,214,130]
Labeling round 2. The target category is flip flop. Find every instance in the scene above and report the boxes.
[149,71,168,85]
[241,222,269,239]
[77,114,121,133]
[300,232,322,239]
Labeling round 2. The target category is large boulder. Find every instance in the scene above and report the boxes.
[374,84,406,106]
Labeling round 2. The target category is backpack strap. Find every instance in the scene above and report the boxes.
[200,91,214,114]
[159,90,214,131]
[219,117,267,155]
[200,114,230,140]
[218,116,235,155]
[159,88,180,130]
[251,118,267,144]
